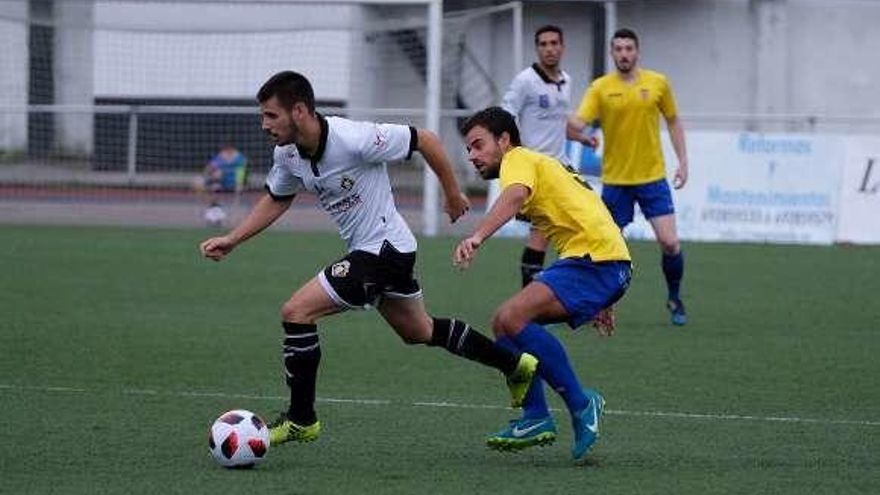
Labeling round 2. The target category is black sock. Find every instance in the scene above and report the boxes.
[282,322,321,425]
[430,317,519,375]
[520,247,546,287]
[662,250,684,301]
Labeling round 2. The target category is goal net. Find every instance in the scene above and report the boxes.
[0,0,518,234]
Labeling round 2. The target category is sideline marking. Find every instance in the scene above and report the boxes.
[3,383,878,427]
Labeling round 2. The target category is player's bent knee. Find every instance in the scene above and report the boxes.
[490,308,523,337]
[280,300,313,324]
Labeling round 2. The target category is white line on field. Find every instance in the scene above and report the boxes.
[3,383,879,427]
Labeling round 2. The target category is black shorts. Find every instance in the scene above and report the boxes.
[318,241,421,309]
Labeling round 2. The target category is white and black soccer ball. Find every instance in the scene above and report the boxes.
[203,205,227,228]
[208,409,270,468]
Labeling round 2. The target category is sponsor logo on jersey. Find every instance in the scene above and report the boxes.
[327,193,363,214]
[538,94,550,108]
[340,175,355,191]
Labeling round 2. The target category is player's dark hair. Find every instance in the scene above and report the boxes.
[257,71,316,114]
[534,25,563,45]
[612,28,639,48]
[460,106,522,147]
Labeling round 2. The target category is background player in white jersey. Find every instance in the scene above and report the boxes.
[502,25,598,287]
[199,71,537,448]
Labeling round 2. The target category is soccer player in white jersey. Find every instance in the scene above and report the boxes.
[502,25,598,287]
[199,71,537,447]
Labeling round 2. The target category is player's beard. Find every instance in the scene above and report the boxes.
[476,158,501,180]
[615,56,635,74]
[273,120,299,146]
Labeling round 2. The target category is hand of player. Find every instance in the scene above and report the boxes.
[444,192,470,223]
[673,165,688,189]
[453,235,482,270]
[199,235,237,262]
[584,134,600,149]
[591,306,616,337]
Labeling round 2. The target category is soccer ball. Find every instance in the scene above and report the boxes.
[203,204,227,228]
[208,409,270,468]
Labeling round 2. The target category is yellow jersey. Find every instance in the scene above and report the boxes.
[499,147,630,262]
[575,69,678,185]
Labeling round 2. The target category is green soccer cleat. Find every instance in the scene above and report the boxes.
[487,416,557,452]
[506,353,539,408]
[268,412,321,446]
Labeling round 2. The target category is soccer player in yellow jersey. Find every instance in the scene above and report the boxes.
[568,28,690,326]
[456,106,632,464]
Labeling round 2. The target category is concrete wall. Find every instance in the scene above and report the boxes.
[618,0,755,115]
[615,0,880,122]
[787,0,880,116]
[0,0,28,154]
[54,0,94,155]
[7,0,880,128]
[94,1,355,100]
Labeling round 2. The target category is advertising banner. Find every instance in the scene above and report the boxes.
[487,131,862,246]
[836,136,880,244]
[626,131,843,245]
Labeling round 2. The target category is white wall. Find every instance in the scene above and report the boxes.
[616,0,880,121]
[788,0,880,116]
[94,1,355,100]
[55,0,95,154]
[0,0,28,153]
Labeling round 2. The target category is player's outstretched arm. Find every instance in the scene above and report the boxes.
[416,128,470,223]
[567,114,588,137]
[453,184,529,270]
[666,115,689,189]
[199,193,292,261]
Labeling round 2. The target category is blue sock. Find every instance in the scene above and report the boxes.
[510,323,588,414]
[662,250,684,301]
[496,335,549,420]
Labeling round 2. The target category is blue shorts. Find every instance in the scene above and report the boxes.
[601,178,675,228]
[535,257,632,329]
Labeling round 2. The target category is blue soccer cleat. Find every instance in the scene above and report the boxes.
[571,389,605,463]
[667,299,687,326]
[487,416,557,452]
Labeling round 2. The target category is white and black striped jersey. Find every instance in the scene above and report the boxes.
[265,115,419,255]
[502,63,572,162]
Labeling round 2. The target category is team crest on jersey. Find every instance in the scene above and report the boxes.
[340,175,355,191]
[538,94,550,108]
[640,88,649,101]
[331,260,351,278]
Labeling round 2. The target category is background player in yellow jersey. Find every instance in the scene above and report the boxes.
[568,28,690,326]
[456,106,632,464]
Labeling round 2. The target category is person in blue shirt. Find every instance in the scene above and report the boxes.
[194,143,248,227]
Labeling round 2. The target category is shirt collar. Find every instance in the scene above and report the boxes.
[531,63,566,89]
[296,112,329,166]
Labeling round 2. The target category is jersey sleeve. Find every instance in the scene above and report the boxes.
[575,82,601,123]
[501,75,527,118]
[499,148,537,196]
[658,75,679,119]
[264,147,303,199]
[356,121,417,164]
